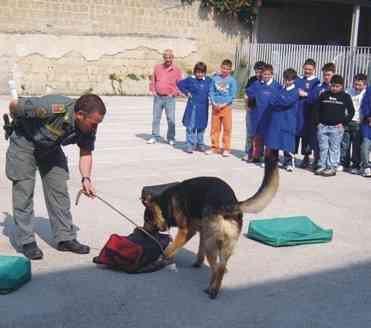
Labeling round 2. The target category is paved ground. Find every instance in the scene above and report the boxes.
[1,96,371,328]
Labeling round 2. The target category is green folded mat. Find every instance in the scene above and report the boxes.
[0,255,31,294]
[246,216,333,247]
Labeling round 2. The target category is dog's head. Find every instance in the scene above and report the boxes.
[142,194,168,232]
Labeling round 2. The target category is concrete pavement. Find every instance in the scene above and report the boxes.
[0,96,370,328]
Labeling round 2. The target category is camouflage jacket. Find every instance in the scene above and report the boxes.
[14,95,96,151]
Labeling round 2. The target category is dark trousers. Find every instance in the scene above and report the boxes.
[340,121,361,168]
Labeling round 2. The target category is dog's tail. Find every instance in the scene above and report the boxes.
[238,153,279,214]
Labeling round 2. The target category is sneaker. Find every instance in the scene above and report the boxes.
[242,154,250,162]
[336,165,344,172]
[168,140,175,146]
[315,167,326,175]
[299,156,310,169]
[211,149,221,155]
[285,165,294,172]
[362,167,371,177]
[312,163,321,172]
[350,168,360,175]
[196,145,207,153]
[147,137,157,144]
[57,239,90,254]
[22,242,43,260]
[222,150,231,157]
[322,168,336,177]
[185,146,193,154]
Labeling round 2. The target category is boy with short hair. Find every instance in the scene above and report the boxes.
[339,73,368,173]
[313,75,355,177]
[245,61,266,90]
[209,59,238,157]
[360,86,371,177]
[243,61,265,161]
[246,64,282,165]
[176,62,212,154]
[295,58,320,168]
[306,62,336,170]
[264,68,299,172]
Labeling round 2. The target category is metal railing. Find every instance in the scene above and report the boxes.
[236,43,371,88]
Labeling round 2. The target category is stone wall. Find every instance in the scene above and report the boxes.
[0,0,247,95]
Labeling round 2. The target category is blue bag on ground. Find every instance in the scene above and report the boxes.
[246,216,333,247]
[0,255,31,294]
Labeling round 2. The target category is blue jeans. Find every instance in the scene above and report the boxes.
[151,96,176,141]
[360,137,371,169]
[186,128,205,148]
[317,124,344,169]
[186,106,205,148]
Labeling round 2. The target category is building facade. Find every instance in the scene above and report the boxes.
[0,0,246,96]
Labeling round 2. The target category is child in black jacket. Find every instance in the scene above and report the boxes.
[313,75,355,176]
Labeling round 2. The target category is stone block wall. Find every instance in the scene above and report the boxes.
[0,0,247,95]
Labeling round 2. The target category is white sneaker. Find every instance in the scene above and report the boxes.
[285,165,294,172]
[336,165,344,172]
[362,168,371,177]
[147,137,157,144]
[242,154,250,161]
[222,151,231,157]
[168,140,175,146]
[350,168,359,175]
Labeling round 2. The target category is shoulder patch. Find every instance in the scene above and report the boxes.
[52,104,66,114]
[34,107,48,119]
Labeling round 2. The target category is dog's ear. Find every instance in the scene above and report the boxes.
[141,194,153,207]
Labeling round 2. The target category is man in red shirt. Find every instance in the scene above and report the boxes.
[148,49,182,145]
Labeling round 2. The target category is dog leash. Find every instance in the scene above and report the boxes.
[75,190,166,255]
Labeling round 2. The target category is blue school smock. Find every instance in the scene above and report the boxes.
[361,86,371,140]
[263,85,299,153]
[295,76,320,136]
[177,76,212,129]
[307,82,330,105]
[247,79,282,137]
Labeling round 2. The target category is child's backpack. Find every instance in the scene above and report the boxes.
[0,255,31,294]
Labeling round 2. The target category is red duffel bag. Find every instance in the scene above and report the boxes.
[93,228,172,273]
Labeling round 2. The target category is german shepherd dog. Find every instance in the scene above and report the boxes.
[142,154,279,299]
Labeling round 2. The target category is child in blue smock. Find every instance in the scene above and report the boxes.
[360,86,371,177]
[247,64,281,165]
[264,68,299,172]
[177,62,212,153]
[295,58,320,168]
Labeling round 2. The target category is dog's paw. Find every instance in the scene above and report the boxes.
[208,289,218,299]
[158,256,175,266]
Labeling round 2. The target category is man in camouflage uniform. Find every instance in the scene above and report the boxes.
[5,94,106,260]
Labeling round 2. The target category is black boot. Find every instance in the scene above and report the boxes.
[57,239,90,254]
[22,242,43,260]
[299,155,310,169]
